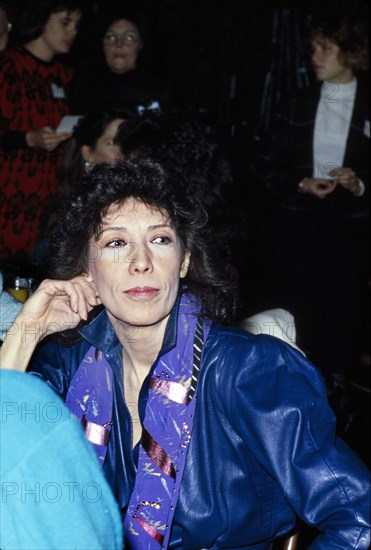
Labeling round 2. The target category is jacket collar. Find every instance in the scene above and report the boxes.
[78,294,181,358]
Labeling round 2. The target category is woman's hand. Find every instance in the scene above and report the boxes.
[330,168,363,195]
[26,127,72,151]
[18,277,101,338]
[0,277,101,372]
[299,177,337,199]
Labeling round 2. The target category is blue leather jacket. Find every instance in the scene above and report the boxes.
[29,305,370,549]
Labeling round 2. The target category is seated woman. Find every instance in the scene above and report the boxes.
[57,108,129,188]
[1,160,369,549]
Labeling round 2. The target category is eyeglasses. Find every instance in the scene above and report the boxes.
[103,31,140,47]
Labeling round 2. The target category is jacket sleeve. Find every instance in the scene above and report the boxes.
[0,55,27,149]
[26,339,79,400]
[229,336,370,549]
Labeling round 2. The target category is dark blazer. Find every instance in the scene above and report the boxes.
[256,80,369,217]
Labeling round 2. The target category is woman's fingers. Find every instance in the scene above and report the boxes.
[330,168,357,185]
[304,178,337,198]
[70,278,98,320]
[21,277,99,327]
[26,127,72,151]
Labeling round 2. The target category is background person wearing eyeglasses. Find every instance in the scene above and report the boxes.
[70,6,173,116]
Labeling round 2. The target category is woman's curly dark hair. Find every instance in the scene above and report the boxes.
[49,159,239,326]
[309,12,369,71]
[117,111,232,218]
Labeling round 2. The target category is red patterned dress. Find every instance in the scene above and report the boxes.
[0,46,70,259]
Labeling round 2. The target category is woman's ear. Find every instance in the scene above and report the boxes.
[180,251,191,279]
[81,144,93,162]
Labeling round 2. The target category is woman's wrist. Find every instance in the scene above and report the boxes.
[25,130,36,148]
[0,322,38,371]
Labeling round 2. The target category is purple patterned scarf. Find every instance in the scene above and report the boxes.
[65,292,209,548]
[124,293,209,549]
[65,347,113,466]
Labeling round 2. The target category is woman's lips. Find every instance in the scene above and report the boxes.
[124,287,159,299]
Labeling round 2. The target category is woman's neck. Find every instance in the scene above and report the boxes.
[24,37,54,63]
[332,67,354,85]
[110,314,167,372]
[122,334,161,374]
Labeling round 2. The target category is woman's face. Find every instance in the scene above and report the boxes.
[310,36,353,84]
[103,18,142,74]
[82,118,124,165]
[39,10,81,58]
[87,198,190,331]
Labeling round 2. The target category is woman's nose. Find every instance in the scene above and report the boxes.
[68,24,78,37]
[128,244,153,273]
[311,48,321,64]
[114,36,126,48]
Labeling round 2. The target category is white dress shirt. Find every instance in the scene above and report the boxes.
[313,78,357,179]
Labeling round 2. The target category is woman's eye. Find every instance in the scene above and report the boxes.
[106,239,127,248]
[153,235,172,245]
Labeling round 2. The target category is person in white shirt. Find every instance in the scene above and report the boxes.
[299,13,368,198]
[255,11,369,441]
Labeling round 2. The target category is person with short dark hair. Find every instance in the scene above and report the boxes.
[308,12,369,74]
[1,160,369,549]
[0,0,83,259]
[255,12,370,432]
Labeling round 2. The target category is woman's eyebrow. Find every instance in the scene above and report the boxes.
[101,226,127,233]
[148,224,172,230]
[101,224,172,233]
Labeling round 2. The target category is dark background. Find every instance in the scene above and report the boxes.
[78,0,369,187]
[72,1,368,125]
[6,0,369,309]
[6,0,369,281]
[8,0,369,148]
